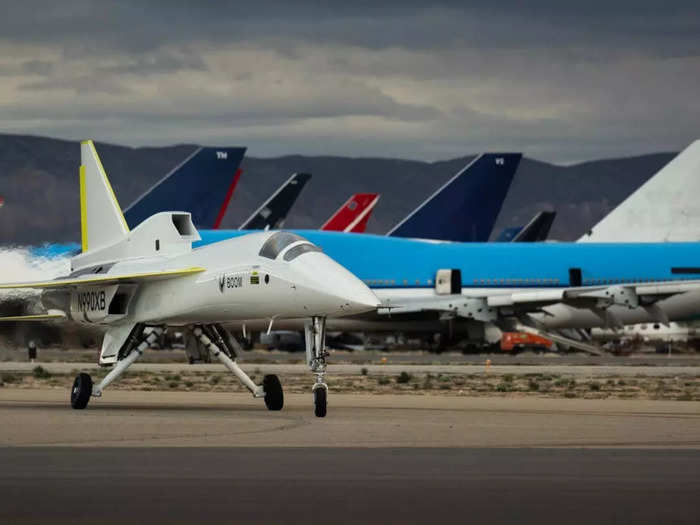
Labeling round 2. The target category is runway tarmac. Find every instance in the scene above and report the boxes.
[1,389,698,524]
[1,388,699,447]
[1,447,698,525]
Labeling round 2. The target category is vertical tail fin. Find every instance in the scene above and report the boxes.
[387,153,521,242]
[239,172,311,230]
[321,193,380,233]
[80,140,129,253]
[123,147,246,229]
[579,140,700,242]
[511,210,556,242]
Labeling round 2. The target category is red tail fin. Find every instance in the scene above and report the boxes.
[320,193,380,233]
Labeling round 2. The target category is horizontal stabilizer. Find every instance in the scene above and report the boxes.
[0,267,205,290]
[387,153,521,242]
[124,147,246,229]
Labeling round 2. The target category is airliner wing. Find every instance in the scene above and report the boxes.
[379,279,700,324]
[0,267,205,290]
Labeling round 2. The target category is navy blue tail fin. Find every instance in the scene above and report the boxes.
[511,210,556,242]
[124,146,246,229]
[239,172,311,230]
[494,226,524,242]
[387,153,521,242]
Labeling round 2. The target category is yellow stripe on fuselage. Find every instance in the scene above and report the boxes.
[0,266,207,289]
[79,164,88,252]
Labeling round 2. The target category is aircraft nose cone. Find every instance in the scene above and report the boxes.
[337,281,380,315]
[289,252,379,316]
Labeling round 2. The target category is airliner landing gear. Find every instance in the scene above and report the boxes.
[193,325,283,411]
[70,325,165,409]
[305,316,328,418]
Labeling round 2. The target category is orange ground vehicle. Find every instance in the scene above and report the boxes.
[500,332,553,352]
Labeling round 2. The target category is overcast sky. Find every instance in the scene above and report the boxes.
[0,1,698,162]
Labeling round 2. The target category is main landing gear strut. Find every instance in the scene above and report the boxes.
[305,316,328,417]
[69,324,283,411]
[193,324,283,411]
[70,325,165,409]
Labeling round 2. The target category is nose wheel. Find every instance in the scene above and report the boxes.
[306,316,329,418]
[313,384,327,418]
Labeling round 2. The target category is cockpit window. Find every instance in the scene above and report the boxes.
[259,232,307,259]
[283,243,322,261]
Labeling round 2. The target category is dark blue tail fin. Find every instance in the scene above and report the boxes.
[387,153,521,242]
[511,210,556,242]
[239,172,312,230]
[124,146,246,229]
[494,211,556,242]
[494,226,524,242]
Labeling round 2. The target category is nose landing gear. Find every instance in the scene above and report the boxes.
[306,316,329,418]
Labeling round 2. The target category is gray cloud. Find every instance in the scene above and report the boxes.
[0,1,698,161]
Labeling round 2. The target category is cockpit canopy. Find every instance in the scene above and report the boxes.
[259,231,322,261]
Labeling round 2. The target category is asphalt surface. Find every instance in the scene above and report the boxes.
[0,447,698,525]
[2,389,699,448]
[1,389,698,524]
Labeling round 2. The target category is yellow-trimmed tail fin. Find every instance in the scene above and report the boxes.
[80,140,129,253]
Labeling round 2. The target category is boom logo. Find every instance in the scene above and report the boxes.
[218,274,243,293]
[77,290,106,312]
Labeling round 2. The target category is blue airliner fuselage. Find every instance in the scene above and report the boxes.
[196,230,700,289]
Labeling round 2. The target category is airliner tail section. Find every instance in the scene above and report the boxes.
[512,210,556,242]
[580,140,700,242]
[321,193,380,233]
[387,153,521,242]
[124,146,246,229]
[240,172,311,230]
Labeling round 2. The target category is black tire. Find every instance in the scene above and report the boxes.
[70,373,93,409]
[263,374,284,411]
[314,387,327,418]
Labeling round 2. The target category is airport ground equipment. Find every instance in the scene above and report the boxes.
[0,141,378,416]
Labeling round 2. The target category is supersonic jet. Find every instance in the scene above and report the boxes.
[0,141,378,417]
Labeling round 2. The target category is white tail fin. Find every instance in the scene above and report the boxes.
[80,140,129,252]
[580,140,700,242]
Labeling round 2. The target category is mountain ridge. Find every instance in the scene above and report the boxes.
[0,133,676,244]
